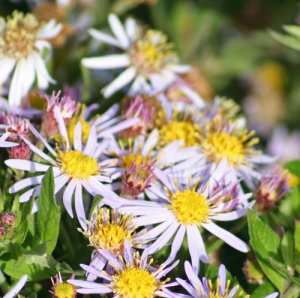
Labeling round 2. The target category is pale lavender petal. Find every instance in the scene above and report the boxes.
[170,225,186,259]
[3,274,27,298]
[82,54,130,69]
[75,182,87,230]
[54,106,70,150]
[73,121,82,151]
[63,178,76,218]
[9,175,44,193]
[5,159,49,172]
[84,125,97,156]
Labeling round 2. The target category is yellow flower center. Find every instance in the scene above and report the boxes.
[66,117,91,144]
[121,153,149,169]
[202,132,245,166]
[130,30,177,75]
[113,267,157,298]
[60,150,98,179]
[159,121,201,147]
[54,282,76,298]
[170,190,209,225]
[89,223,132,254]
[0,11,40,60]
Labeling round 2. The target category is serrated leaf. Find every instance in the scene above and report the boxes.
[0,254,73,281]
[281,231,294,268]
[284,160,300,178]
[270,30,300,51]
[269,258,300,287]
[247,210,285,292]
[34,168,60,255]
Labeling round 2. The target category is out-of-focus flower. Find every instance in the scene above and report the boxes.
[34,2,75,47]
[243,61,286,136]
[177,262,247,298]
[267,125,300,164]
[68,241,179,297]
[102,159,251,273]
[3,275,27,298]
[82,14,190,98]
[5,107,119,229]
[50,272,77,298]
[255,167,290,213]
[0,11,62,107]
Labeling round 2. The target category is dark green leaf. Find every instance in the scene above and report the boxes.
[34,168,60,255]
[248,210,285,291]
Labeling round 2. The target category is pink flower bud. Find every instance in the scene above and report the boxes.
[8,140,32,160]
[0,212,16,227]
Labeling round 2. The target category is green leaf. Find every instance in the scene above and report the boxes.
[34,168,60,255]
[247,210,285,292]
[251,279,277,298]
[284,160,300,178]
[88,195,102,219]
[294,221,300,272]
[281,231,294,268]
[269,30,300,51]
[283,25,300,39]
[269,258,300,287]
[0,254,73,281]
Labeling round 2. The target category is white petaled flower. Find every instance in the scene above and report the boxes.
[0,11,62,107]
[68,240,179,298]
[3,274,27,298]
[82,14,190,98]
[103,159,251,273]
[5,106,119,229]
[176,261,278,298]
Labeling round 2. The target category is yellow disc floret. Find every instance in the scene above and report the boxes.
[130,30,178,75]
[60,150,98,179]
[112,267,157,298]
[53,282,77,298]
[159,121,201,148]
[202,132,245,166]
[170,190,209,225]
[121,153,149,169]
[66,117,91,144]
[0,11,40,60]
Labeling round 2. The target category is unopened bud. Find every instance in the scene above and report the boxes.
[8,140,32,160]
[0,212,16,227]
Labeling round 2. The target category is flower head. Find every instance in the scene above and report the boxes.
[68,241,178,297]
[0,11,62,106]
[50,272,77,298]
[82,14,190,97]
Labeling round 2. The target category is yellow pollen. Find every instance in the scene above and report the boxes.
[60,150,98,179]
[129,30,177,75]
[112,267,157,298]
[202,132,246,166]
[0,11,40,60]
[170,190,209,225]
[121,153,149,169]
[90,224,131,254]
[66,117,91,144]
[54,282,76,298]
[159,121,201,148]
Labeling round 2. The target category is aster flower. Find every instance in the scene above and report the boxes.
[3,274,27,298]
[103,159,251,273]
[0,11,62,107]
[107,128,199,198]
[68,240,179,297]
[82,14,190,97]
[176,261,278,298]
[50,272,77,298]
[79,207,147,280]
[5,106,119,229]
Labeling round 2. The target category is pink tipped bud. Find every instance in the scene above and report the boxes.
[255,167,290,213]
[119,96,155,138]
[4,115,32,142]
[121,161,155,198]
[41,91,77,139]
[0,212,16,227]
[8,140,32,160]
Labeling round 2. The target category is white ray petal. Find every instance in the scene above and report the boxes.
[5,159,49,172]
[108,14,130,49]
[88,28,120,47]
[82,54,130,69]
